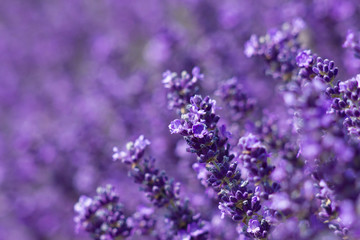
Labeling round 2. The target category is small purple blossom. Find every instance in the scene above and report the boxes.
[192,123,207,138]
[244,35,259,58]
[169,119,185,134]
[131,207,157,236]
[247,219,260,235]
[112,135,150,164]
[162,67,203,113]
[296,50,314,68]
[343,30,360,59]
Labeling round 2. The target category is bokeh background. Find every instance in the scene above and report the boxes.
[1,0,359,239]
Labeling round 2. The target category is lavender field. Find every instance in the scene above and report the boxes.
[2,0,360,239]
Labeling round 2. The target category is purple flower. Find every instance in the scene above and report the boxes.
[162,67,203,113]
[169,95,273,239]
[114,136,209,238]
[169,119,185,134]
[238,133,261,152]
[296,50,314,68]
[247,219,261,235]
[244,18,306,81]
[131,207,157,236]
[74,185,132,239]
[192,123,207,138]
[343,30,356,48]
[237,133,278,199]
[296,50,360,141]
[244,35,259,58]
[112,135,150,164]
[343,30,360,59]
[216,77,255,124]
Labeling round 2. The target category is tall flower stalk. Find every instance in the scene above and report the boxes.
[113,135,209,239]
[169,95,276,239]
[74,185,133,240]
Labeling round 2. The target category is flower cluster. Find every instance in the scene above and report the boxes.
[343,30,360,59]
[293,77,356,237]
[169,95,273,239]
[244,19,360,239]
[74,185,132,240]
[70,16,360,240]
[254,114,299,165]
[131,207,157,237]
[162,67,203,114]
[113,136,209,239]
[113,136,179,207]
[216,77,255,124]
[295,49,360,139]
[112,135,150,165]
[237,134,280,200]
[314,179,348,238]
[245,18,305,81]
[339,75,360,137]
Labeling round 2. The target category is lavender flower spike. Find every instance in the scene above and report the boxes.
[162,67,203,114]
[74,185,132,240]
[244,18,306,81]
[343,30,360,59]
[295,49,360,140]
[216,77,255,124]
[170,95,274,239]
[113,136,209,239]
[131,207,157,236]
[113,135,150,164]
[237,134,279,200]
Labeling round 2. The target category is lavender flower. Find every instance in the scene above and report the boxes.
[113,135,209,239]
[244,20,360,240]
[112,135,150,165]
[244,18,305,81]
[131,207,157,237]
[254,114,299,165]
[343,30,360,59]
[162,67,203,114]
[295,49,360,140]
[294,52,359,239]
[169,95,273,239]
[74,185,132,240]
[314,180,348,238]
[338,75,360,137]
[247,219,264,238]
[237,134,280,200]
[114,137,179,208]
[216,77,255,124]
[296,49,314,68]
